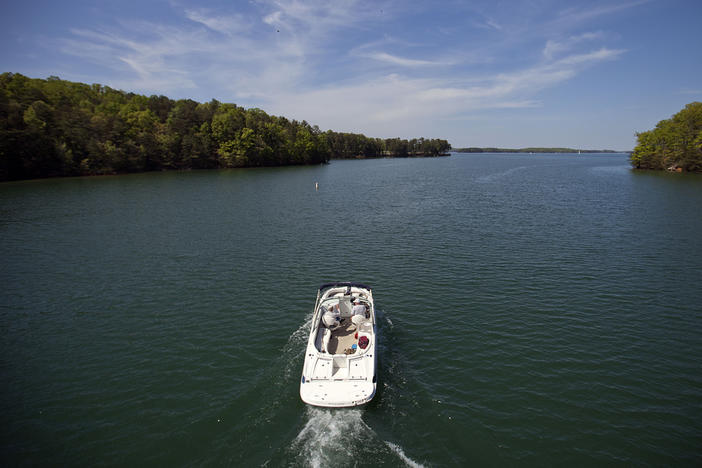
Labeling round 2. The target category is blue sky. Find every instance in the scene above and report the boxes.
[2,0,701,150]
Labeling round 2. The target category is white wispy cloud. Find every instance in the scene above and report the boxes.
[265,44,626,136]
[556,47,624,66]
[57,0,391,98]
[543,31,606,59]
[53,0,628,141]
[554,0,651,26]
[485,19,502,31]
[59,9,305,97]
[365,52,448,67]
[263,11,283,27]
[185,9,251,36]
[472,16,502,31]
[261,0,378,38]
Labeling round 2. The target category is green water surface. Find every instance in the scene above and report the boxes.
[1,153,701,466]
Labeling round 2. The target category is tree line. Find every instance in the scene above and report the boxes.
[631,102,702,172]
[454,147,620,153]
[0,73,451,181]
[325,132,450,159]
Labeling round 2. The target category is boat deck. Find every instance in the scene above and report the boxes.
[327,320,358,355]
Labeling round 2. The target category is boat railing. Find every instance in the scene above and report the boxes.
[318,281,372,291]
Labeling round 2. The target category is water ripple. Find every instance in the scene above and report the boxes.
[2,155,702,466]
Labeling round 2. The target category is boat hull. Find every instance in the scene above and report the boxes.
[300,379,376,407]
[300,282,377,408]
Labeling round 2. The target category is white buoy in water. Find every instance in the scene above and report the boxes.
[315,182,319,191]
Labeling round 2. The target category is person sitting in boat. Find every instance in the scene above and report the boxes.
[350,299,367,330]
[352,299,367,317]
[322,304,341,330]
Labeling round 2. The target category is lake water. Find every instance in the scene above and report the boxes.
[1,153,701,466]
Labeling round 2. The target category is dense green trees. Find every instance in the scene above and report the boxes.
[631,102,702,172]
[324,132,450,159]
[0,73,451,181]
[453,147,619,153]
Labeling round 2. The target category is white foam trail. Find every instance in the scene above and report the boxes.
[286,312,314,350]
[281,312,314,379]
[292,407,368,468]
[291,407,425,468]
[385,441,427,468]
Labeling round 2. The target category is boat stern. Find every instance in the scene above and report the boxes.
[300,377,376,407]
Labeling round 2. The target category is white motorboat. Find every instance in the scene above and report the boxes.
[300,282,377,407]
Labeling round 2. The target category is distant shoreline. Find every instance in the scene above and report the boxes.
[453,147,629,154]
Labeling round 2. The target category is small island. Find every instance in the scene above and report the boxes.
[630,101,702,172]
[0,73,450,181]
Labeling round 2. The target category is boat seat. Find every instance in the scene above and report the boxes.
[355,320,371,333]
[321,328,332,353]
[338,296,353,317]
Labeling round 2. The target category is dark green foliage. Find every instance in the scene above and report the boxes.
[325,132,451,159]
[0,73,451,181]
[453,147,620,153]
[631,102,702,172]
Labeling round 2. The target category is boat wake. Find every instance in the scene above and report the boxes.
[281,311,314,380]
[282,304,425,467]
[385,441,427,468]
[291,407,368,467]
[383,312,394,329]
[288,406,426,468]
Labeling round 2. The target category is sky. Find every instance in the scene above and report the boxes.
[2,0,701,150]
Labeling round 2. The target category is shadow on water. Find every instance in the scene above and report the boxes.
[630,167,702,183]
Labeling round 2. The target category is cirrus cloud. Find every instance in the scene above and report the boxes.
[51,0,637,146]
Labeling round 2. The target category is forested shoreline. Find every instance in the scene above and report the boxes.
[631,102,702,172]
[0,73,451,181]
[454,147,622,153]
